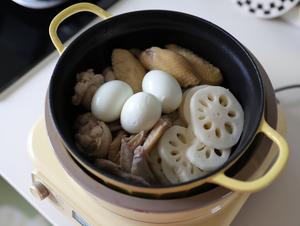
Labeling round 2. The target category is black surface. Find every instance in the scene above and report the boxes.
[0,0,118,93]
[47,10,266,196]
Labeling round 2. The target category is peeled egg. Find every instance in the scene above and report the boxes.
[91,80,133,122]
[121,92,162,133]
[142,70,182,113]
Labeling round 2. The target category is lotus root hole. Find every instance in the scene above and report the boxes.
[228,111,236,118]
[182,161,187,167]
[198,115,206,120]
[207,94,214,102]
[176,133,187,144]
[175,156,181,162]
[197,144,205,151]
[171,150,179,156]
[169,141,177,147]
[224,122,233,134]
[214,149,222,156]
[199,99,208,107]
[191,167,194,174]
[215,128,221,138]
[203,121,212,130]
[219,95,228,107]
[205,149,211,158]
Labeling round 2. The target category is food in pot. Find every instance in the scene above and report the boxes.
[74,112,112,158]
[161,158,181,184]
[179,85,208,126]
[120,131,147,172]
[102,67,116,82]
[112,48,146,92]
[166,44,223,85]
[186,140,231,171]
[157,124,230,181]
[129,48,142,58]
[164,110,185,127]
[91,80,133,122]
[189,86,244,149]
[139,47,200,87]
[94,159,149,186]
[108,130,127,164]
[71,45,245,186]
[156,86,243,183]
[158,126,206,183]
[107,120,123,133]
[72,69,104,109]
[131,146,158,184]
[148,148,173,185]
[120,92,162,133]
[120,138,134,173]
[164,110,180,123]
[142,70,183,113]
[143,116,172,153]
[125,131,148,152]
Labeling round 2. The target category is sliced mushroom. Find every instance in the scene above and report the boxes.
[108,130,127,164]
[120,131,147,172]
[120,139,133,173]
[94,159,149,186]
[131,146,159,185]
[143,117,172,153]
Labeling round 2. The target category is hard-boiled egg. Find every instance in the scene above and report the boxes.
[142,70,182,113]
[91,80,133,122]
[121,92,162,133]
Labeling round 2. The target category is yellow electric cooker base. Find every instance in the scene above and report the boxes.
[28,107,285,226]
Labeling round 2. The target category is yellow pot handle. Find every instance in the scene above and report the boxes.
[208,117,289,192]
[49,3,111,55]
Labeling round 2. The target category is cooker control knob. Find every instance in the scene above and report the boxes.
[30,181,50,200]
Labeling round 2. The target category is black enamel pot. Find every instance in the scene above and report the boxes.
[46,3,288,197]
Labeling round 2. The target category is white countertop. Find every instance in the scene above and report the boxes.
[1,0,300,225]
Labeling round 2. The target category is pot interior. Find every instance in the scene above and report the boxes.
[49,10,264,189]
